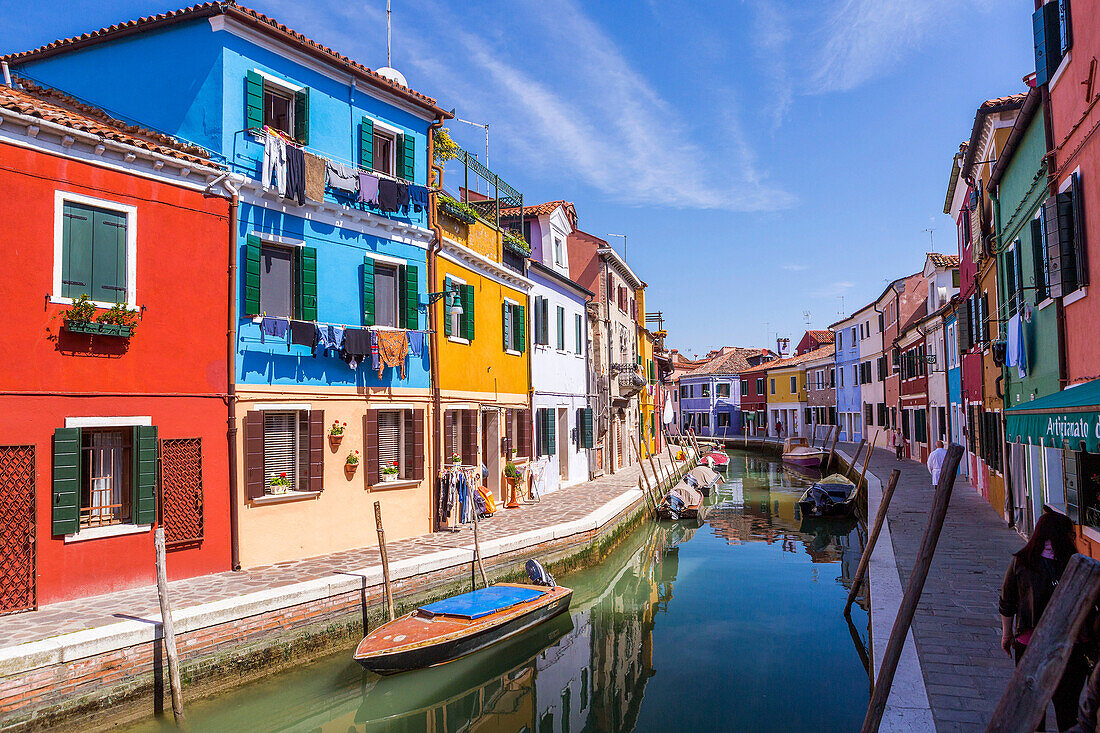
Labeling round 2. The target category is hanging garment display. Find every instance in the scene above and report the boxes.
[343,327,372,370]
[406,330,426,358]
[408,184,429,212]
[358,172,380,206]
[303,152,326,202]
[326,161,360,195]
[285,145,306,205]
[313,324,345,357]
[377,329,410,379]
[262,131,287,196]
[260,317,288,344]
[378,179,404,212]
[290,319,315,347]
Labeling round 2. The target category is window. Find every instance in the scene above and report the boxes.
[502,300,526,353]
[554,237,565,266]
[839,368,844,387]
[1034,0,1073,85]
[58,196,135,306]
[80,428,133,527]
[263,84,294,136]
[790,376,797,393]
[444,276,474,341]
[877,313,884,332]
[877,403,888,427]
[756,377,765,394]
[445,410,462,460]
[377,410,404,479]
[702,384,711,398]
[575,314,583,354]
[1043,173,1088,299]
[246,71,309,145]
[770,378,776,395]
[717,383,730,398]
[1031,216,1049,302]
[837,332,843,349]
[373,130,396,175]
[532,296,550,346]
[717,413,730,428]
[740,380,748,396]
[263,411,310,494]
[864,403,873,427]
[244,235,317,320]
[680,385,689,399]
[374,264,400,328]
[850,327,857,345]
[536,408,557,457]
[557,306,566,350]
[700,412,710,428]
[259,243,295,318]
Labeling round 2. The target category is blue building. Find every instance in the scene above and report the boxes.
[677,347,772,438]
[944,311,968,477]
[830,311,868,442]
[9,4,451,565]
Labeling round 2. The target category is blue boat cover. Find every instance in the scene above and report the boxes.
[418,586,545,619]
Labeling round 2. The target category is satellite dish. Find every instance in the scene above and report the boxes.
[376,67,408,87]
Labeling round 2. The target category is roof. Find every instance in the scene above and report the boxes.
[764,344,836,372]
[501,200,575,219]
[990,84,1042,189]
[0,79,215,167]
[527,260,593,298]
[927,253,960,268]
[943,141,969,215]
[801,344,837,366]
[2,2,450,119]
[689,347,770,377]
[597,246,643,289]
[961,92,1027,179]
[805,330,834,344]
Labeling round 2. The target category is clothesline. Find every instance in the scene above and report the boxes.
[250,314,434,335]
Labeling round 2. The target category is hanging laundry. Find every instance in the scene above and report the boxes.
[289,319,315,348]
[408,184,430,212]
[285,145,306,205]
[260,317,288,344]
[1007,313,1028,378]
[313,324,345,357]
[376,329,410,379]
[397,182,411,214]
[358,172,380,206]
[326,161,359,196]
[406,330,425,358]
[303,152,326,202]
[370,329,381,373]
[377,178,403,212]
[262,131,287,196]
[343,327,372,369]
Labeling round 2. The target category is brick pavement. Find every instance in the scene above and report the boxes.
[841,444,1023,732]
[0,457,674,650]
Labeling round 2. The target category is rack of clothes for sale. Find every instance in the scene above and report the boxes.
[252,315,427,379]
[437,464,499,530]
[254,127,431,214]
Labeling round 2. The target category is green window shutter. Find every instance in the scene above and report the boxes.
[404,264,419,330]
[502,301,512,350]
[575,314,583,354]
[546,408,555,456]
[401,133,415,181]
[557,307,565,350]
[133,426,158,526]
[360,117,375,169]
[297,246,318,321]
[444,277,453,337]
[363,257,376,326]
[245,70,263,130]
[91,207,126,304]
[294,87,310,145]
[61,202,93,300]
[52,427,81,536]
[515,304,526,353]
[244,234,262,316]
[462,284,475,340]
[582,408,594,449]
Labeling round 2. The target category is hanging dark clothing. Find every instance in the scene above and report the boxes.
[397,182,411,213]
[378,179,403,212]
[260,317,288,344]
[290,319,315,347]
[343,327,372,369]
[408,184,429,212]
[285,145,306,205]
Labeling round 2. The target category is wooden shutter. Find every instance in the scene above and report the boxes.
[362,256,376,326]
[246,70,263,130]
[461,410,478,465]
[546,409,556,456]
[556,307,565,350]
[502,302,513,351]
[133,426,158,525]
[443,411,455,461]
[296,246,318,321]
[308,411,324,492]
[294,87,310,145]
[244,234,262,316]
[582,408,594,448]
[404,264,419,330]
[52,427,81,535]
[515,304,526,353]
[541,298,550,345]
[395,134,406,180]
[1072,172,1089,287]
[1045,195,1065,298]
[60,202,93,300]
[360,117,374,169]
[576,314,583,354]
[244,411,264,499]
[365,410,379,486]
[462,284,475,340]
[405,410,424,480]
[958,297,971,352]
[980,293,989,343]
[518,408,533,458]
[88,207,126,304]
[443,276,453,337]
[401,133,415,181]
[1033,2,1062,85]
[1031,218,1048,301]
[535,409,545,456]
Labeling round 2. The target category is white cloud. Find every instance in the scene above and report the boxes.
[811,280,855,298]
[750,0,794,127]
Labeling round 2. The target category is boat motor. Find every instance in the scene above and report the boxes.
[526,559,556,588]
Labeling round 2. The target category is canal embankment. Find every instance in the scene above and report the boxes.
[0,453,693,733]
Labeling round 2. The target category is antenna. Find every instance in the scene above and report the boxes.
[387,0,392,68]
[803,310,811,325]
[608,233,627,260]
[837,296,845,316]
[923,227,935,252]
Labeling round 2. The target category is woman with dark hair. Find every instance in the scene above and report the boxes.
[1000,510,1088,731]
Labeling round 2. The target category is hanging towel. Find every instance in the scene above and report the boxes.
[1015,313,1028,378]
[358,172,380,206]
[377,329,410,379]
[290,319,315,347]
[260,317,288,344]
[303,153,326,202]
[408,184,429,212]
[406,330,425,358]
[1007,313,1022,375]
[262,132,287,196]
[378,179,402,212]
[326,161,359,195]
[285,145,306,205]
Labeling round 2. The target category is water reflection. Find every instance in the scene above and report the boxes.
[126,451,870,733]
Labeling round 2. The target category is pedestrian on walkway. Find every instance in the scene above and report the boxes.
[891,428,905,460]
[926,440,947,485]
[999,510,1089,731]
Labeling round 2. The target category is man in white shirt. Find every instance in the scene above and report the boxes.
[927,440,948,486]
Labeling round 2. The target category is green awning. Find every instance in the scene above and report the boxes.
[1006,377,1100,452]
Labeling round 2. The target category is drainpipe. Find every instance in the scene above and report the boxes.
[427,115,445,531]
[221,174,241,571]
[603,258,614,473]
[583,292,594,480]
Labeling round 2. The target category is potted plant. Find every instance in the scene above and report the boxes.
[381,461,399,483]
[269,472,290,495]
[329,420,346,448]
[345,450,360,477]
[62,295,138,337]
[504,461,522,509]
[96,302,139,336]
[450,453,462,466]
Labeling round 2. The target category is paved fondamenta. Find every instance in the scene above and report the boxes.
[0,458,670,651]
[841,444,1022,732]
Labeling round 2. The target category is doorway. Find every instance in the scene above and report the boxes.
[0,445,36,615]
[482,410,501,501]
[558,408,569,482]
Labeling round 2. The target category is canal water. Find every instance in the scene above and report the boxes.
[127,451,870,732]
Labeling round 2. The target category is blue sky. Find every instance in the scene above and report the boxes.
[1,0,1032,356]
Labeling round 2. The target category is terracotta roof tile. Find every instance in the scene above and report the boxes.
[928,253,961,268]
[805,330,834,344]
[2,2,448,117]
[0,80,215,167]
[764,344,836,371]
[689,347,770,376]
[500,200,575,219]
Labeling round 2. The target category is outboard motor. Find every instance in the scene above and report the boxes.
[526,559,556,588]
[666,494,685,520]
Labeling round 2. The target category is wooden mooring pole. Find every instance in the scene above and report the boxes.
[857,434,878,493]
[861,444,963,733]
[154,527,185,725]
[847,439,867,481]
[844,469,900,616]
[632,437,659,512]
[471,504,488,590]
[986,553,1100,732]
[373,501,395,622]
[826,426,839,472]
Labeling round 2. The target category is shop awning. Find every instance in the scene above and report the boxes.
[1006,377,1100,452]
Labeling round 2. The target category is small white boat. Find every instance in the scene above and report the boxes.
[782,437,827,469]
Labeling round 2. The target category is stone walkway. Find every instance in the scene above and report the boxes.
[841,444,1023,732]
[0,457,674,650]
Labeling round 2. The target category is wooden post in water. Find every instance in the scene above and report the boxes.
[826,426,839,472]
[471,504,488,590]
[374,501,395,622]
[847,439,866,481]
[857,434,878,494]
[861,445,963,733]
[154,527,185,725]
[986,554,1100,732]
[845,469,900,615]
[632,437,658,512]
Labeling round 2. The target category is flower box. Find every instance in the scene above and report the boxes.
[65,321,134,337]
[380,471,398,483]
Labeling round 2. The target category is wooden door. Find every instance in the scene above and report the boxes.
[0,446,36,615]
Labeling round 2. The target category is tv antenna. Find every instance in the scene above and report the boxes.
[923,227,936,252]
[803,310,811,325]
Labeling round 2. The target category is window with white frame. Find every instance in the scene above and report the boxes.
[263,83,295,136]
[80,428,133,528]
[373,129,396,175]
[264,411,309,494]
[378,410,404,478]
[56,193,137,306]
[554,237,565,266]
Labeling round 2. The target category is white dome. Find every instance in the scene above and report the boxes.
[376,66,407,87]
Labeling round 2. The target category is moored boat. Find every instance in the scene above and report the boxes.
[685,465,722,496]
[354,561,572,675]
[657,481,708,522]
[703,450,730,472]
[796,474,858,519]
[782,437,827,469]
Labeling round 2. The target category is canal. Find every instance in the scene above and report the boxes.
[127,450,871,732]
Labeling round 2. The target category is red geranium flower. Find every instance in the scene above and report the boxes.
[280,472,287,478]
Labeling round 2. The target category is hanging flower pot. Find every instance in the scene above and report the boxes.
[345,450,359,477]
[329,420,347,449]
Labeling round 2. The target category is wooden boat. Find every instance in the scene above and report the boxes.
[782,437,828,469]
[657,481,708,523]
[686,465,722,496]
[354,566,572,675]
[796,474,858,519]
[703,449,730,472]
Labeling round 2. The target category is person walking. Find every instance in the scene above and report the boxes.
[1000,510,1089,731]
[926,440,947,485]
[891,428,905,460]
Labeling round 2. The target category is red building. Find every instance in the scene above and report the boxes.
[897,314,930,462]
[739,361,771,436]
[0,82,234,609]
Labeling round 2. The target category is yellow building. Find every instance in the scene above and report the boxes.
[636,287,659,457]
[765,355,809,438]
[433,178,533,510]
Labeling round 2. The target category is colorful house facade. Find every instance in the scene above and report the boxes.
[830,311,866,442]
